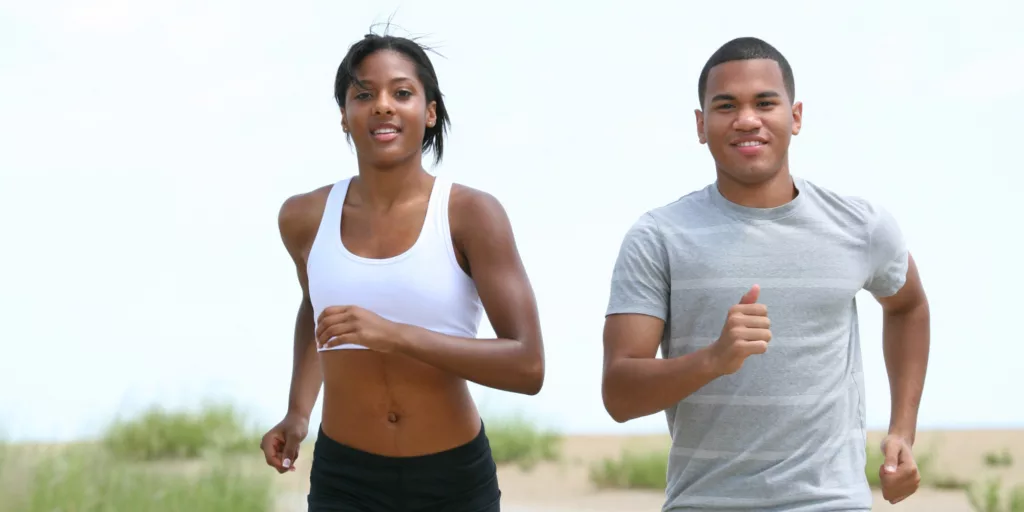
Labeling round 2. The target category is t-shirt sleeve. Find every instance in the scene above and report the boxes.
[864,205,909,298]
[606,213,670,320]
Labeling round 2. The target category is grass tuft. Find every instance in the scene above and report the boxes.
[0,441,273,512]
[102,402,263,461]
[588,447,669,490]
[0,403,272,512]
[983,449,1015,468]
[966,478,1024,512]
[485,414,562,471]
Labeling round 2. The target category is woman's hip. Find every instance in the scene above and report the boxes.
[308,421,501,512]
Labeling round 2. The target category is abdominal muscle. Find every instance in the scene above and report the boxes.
[317,349,482,457]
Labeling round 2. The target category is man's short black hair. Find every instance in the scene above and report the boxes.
[697,37,795,108]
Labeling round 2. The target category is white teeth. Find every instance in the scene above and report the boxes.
[373,128,398,134]
[737,141,764,147]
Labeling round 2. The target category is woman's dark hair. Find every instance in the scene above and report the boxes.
[334,33,451,165]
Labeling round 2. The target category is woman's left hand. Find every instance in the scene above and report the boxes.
[316,305,405,352]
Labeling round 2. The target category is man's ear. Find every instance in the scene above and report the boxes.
[791,101,803,136]
[695,109,707,144]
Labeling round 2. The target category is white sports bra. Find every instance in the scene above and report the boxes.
[306,175,484,351]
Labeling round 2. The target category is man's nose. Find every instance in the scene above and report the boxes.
[733,108,763,132]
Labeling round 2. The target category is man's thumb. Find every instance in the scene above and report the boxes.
[739,285,760,305]
[881,440,900,473]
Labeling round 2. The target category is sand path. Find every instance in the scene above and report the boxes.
[273,429,1024,511]
[276,489,973,511]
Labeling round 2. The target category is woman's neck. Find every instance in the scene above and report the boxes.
[352,157,432,211]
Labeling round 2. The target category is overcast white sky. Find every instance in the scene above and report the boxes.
[1,0,1021,442]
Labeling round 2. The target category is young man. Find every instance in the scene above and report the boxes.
[601,37,930,511]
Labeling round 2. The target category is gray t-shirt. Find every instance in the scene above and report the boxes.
[606,177,908,511]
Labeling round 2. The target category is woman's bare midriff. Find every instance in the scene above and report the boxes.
[317,349,483,457]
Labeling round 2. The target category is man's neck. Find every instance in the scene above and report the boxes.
[715,168,797,209]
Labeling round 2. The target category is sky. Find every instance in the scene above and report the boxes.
[1,0,1021,442]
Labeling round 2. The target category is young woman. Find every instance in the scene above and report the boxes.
[259,32,545,512]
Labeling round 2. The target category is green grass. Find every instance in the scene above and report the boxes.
[930,473,973,491]
[5,447,273,512]
[1,406,570,511]
[585,442,974,492]
[966,479,1024,512]
[103,402,264,461]
[484,414,562,470]
[586,441,1024,512]
[984,449,1015,468]
[588,447,669,490]
[0,403,273,512]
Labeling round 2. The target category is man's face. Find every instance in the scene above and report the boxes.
[695,59,802,185]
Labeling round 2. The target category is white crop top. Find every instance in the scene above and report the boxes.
[306,175,484,351]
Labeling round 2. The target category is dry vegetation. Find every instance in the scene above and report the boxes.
[577,433,1024,512]
[0,405,565,512]
[2,405,1022,512]
[484,414,562,470]
[0,403,273,512]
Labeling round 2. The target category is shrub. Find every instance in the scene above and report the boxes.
[966,479,1024,512]
[588,448,668,490]
[484,415,562,470]
[103,403,263,461]
[0,444,273,512]
[983,449,1014,468]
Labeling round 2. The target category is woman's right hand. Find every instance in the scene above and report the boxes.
[260,413,310,473]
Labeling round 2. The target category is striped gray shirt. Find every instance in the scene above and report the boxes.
[606,177,908,511]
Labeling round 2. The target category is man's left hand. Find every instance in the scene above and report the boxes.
[878,434,921,504]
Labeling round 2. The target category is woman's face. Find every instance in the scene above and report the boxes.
[341,50,437,169]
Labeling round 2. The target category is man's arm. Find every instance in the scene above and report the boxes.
[603,314,720,423]
[863,205,930,445]
[278,194,324,420]
[393,187,545,396]
[600,213,721,423]
[876,253,929,444]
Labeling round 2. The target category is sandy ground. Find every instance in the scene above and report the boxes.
[274,429,1024,511]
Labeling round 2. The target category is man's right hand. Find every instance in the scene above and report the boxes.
[260,413,310,474]
[708,285,772,375]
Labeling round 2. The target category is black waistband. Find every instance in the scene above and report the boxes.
[314,421,491,469]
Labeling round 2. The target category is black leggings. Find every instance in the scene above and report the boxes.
[307,422,501,512]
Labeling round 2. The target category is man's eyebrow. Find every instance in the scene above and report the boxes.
[709,91,781,102]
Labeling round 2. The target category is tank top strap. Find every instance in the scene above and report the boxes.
[316,177,352,244]
[423,175,451,237]
[424,174,461,270]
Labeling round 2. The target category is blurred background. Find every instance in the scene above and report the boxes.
[1,0,1021,510]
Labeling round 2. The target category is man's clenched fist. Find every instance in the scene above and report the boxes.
[708,285,772,375]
